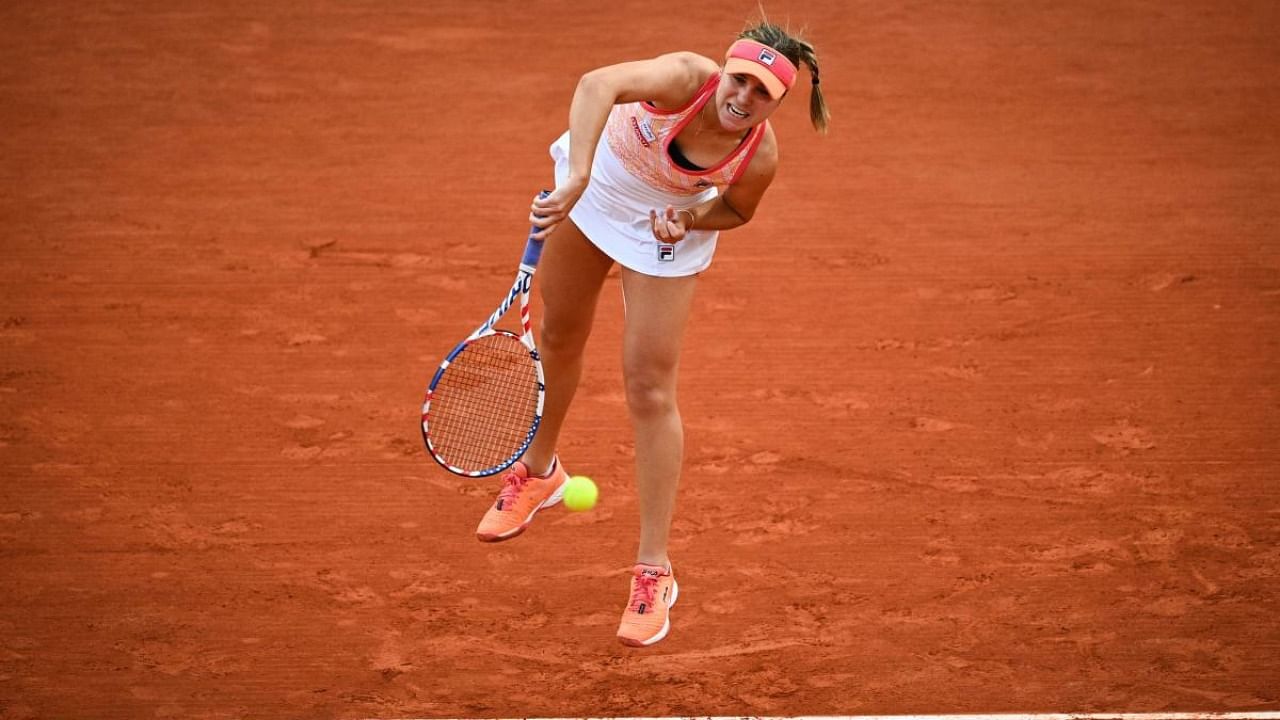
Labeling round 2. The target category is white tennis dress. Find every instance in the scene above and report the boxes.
[549,73,767,277]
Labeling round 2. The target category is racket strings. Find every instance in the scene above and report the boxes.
[427,333,539,472]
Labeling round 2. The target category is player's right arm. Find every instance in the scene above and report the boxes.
[531,52,717,237]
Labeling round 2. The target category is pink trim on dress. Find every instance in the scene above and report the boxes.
[603,72,768,195]
[662,73,765,179]
[641,74,719,116]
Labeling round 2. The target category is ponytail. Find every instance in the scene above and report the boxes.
[738,21,830,133]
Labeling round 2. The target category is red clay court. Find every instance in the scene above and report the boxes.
[1,1,1278,718]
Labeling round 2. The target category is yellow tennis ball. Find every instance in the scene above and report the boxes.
[562,475,598,512]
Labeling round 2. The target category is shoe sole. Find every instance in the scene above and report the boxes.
[475,475,569,543]
[618,578,679,647]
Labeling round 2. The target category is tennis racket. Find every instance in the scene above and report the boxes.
[421,191,550,477]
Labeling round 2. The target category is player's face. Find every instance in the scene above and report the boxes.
[714,72,783,132]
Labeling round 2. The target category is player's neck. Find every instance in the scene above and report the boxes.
[695,101,750,143]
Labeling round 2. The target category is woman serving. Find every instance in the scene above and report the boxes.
[473,21,829,647]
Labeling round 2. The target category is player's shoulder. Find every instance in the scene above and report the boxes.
[641,51,720,108]
[652,51,720,83]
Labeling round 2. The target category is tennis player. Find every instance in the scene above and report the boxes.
[474,21,829,647]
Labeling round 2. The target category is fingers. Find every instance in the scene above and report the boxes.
[531,190,557,218]
[531,225,556,241]
[529,210,561,240]
[529,186,584,240]
[649,206,688,243]
[529,193,566,240]
[529,216,557,241]
[649,209,666,241]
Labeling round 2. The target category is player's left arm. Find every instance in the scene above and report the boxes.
[682,126,779,232]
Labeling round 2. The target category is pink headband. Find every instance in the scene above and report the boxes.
[723,39,798,99]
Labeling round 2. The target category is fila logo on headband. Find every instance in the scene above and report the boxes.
[758,48,777,66]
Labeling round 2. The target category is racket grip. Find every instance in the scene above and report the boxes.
[521,189,553,267]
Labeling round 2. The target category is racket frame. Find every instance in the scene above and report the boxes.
[421,194,549,477]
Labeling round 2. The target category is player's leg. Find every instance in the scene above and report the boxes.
[615,267,696,645]
[619,268,698,567]
[476,218,613,542]
[521,219,614,475]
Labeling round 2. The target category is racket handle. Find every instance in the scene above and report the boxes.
[521,189,553,268]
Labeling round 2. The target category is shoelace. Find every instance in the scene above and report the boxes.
[629,572,661,612]
[495,470,529,510]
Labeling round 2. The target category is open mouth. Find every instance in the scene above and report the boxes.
[726,104,749,119]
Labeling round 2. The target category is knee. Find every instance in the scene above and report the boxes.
[624,365,678,418]
[538,316,591,356]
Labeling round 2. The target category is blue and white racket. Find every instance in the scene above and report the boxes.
[421,192,549,476]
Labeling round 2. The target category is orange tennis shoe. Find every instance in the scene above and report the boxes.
[475,459,568,542]
[616,563,678,647]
